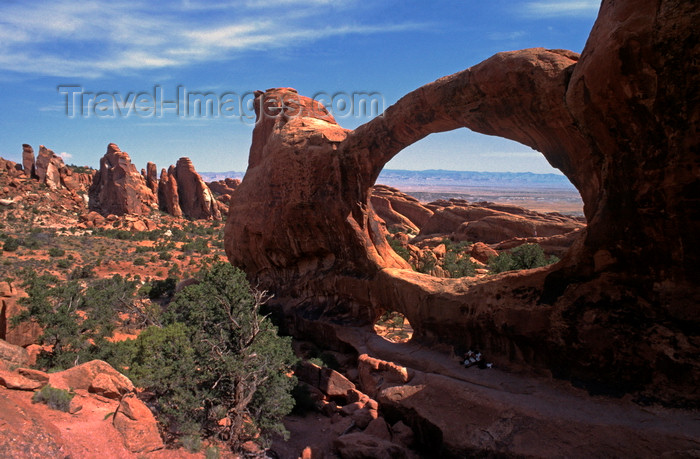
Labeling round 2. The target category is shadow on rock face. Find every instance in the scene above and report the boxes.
[225,0,700,404]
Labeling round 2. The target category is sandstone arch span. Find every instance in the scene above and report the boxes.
[225,0,699,402]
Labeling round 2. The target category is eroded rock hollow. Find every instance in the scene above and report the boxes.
[225,0,699,402]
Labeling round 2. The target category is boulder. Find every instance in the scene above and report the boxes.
[17,367,49,384]
[1,295,42,347]
[470,242,498,264]
[319,368,356,399]
[363,417,392,441]
[358,354,412,399]
[0,338,29,366]
[49,360,134,398]
[391,421,415,447]
[333,432,411,459]
[113,393,163,453]
[0,369,42,390]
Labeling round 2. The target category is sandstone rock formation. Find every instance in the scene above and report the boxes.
[113,393,164,453]
[0,360,167,457]
[174,157,221,220]
[225,0,700,413]
[419,199,583,244]
[371,185,433,234]
[0,282,41,347]
[89,143,157,216]
[158,165,182,217]
[207,178,240,210]
[207,177,240,198]
[49,359,135,398]
[34,145,64,189]
[22,144,35,177]
[0,338,29,367]
[144,161,158,196]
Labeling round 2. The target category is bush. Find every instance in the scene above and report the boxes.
[12,272,144,370]
[386,236,410,262]
[48,247,65,257]
[133,257,146,266]
[144,277,177,300]
[488,244,559,273]
[181,238,210,255]
[32,384,74,412]
[126,263,297,448]
[416,252,436,274]
[69,264,96,280]
[2,237,19,252]
[443,251,475,278]
[56,259,71,269]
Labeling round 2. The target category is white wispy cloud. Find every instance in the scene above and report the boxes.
[0,0,426,78]
[521,1,600,18]
[59,152,72,160]
[488,31,527,41]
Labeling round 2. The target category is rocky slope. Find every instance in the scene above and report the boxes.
[372,184,584,258]
[0,345,173,457]
[224,0,700,427]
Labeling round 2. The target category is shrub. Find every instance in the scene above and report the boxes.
[145,277,177,300]
[181,238,210,255]
[69,264,96,280]
[181,434,202,453]
[48,247,65,257]
[2,237,19,252]
[386,236,410,262]
[32,384,74,412]
[56,259,71,269]
[128,263,297,448]
[133,257,147,266]
[416,252,436,274]
[488,244,559,273]
[443,250,475,278]
[205,445,221,459]
[12,272,143,370]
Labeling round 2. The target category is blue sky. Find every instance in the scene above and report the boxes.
[0,0,600,174]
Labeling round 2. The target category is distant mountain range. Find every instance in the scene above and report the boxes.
[376,169,576,190]
[200,169,576,190]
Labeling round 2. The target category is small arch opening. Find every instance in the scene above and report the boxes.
[373,311,414,343]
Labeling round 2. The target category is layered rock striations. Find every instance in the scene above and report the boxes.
[225,0,700,405]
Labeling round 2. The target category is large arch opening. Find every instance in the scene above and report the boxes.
[370,130,586,280]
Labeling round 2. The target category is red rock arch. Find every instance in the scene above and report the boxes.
[225,0,699,401]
